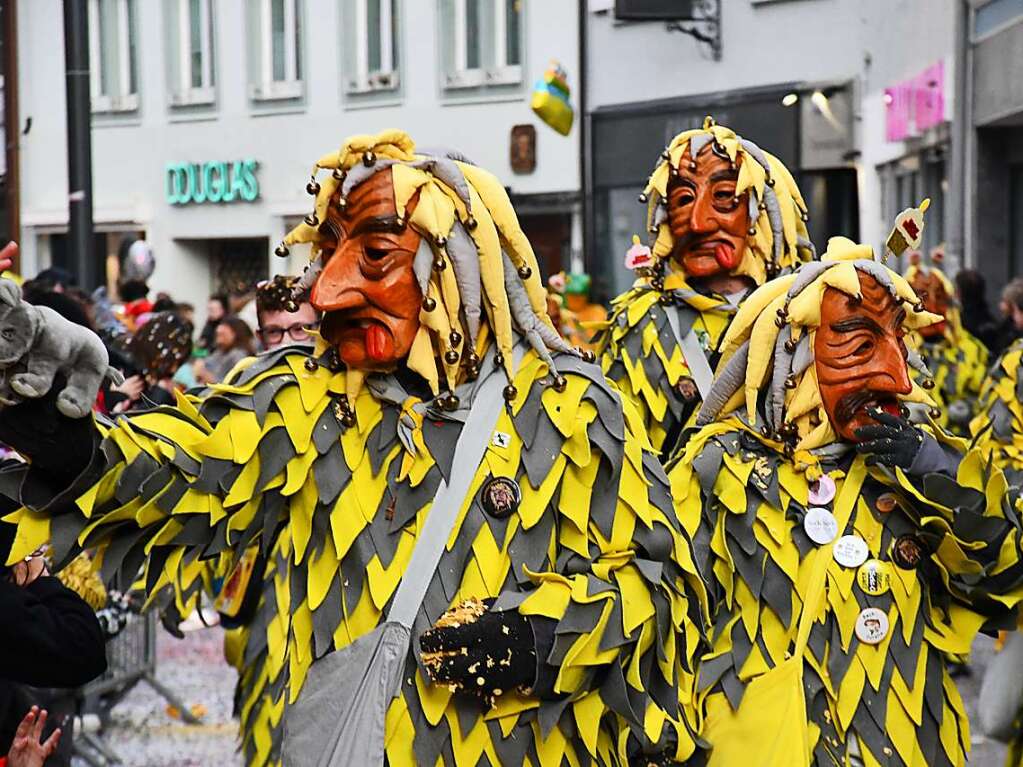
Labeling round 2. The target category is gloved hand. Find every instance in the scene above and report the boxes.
[854,409,924,469]
[420,598,536,702]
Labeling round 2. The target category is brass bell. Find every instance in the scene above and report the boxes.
[306,179,320,196]
[274,243,290,258]
[785,374,797,389]
[449,330,462,346]
[502,384,517,401]
[465,216,478,230]
[304,358,318,372]
[433,257,446,272]
[638,193,648,204]
[444,350,460,365]
[552,375,568,392]
[304,213,319,226]
[363,151,376,166]
[422,297,436,311]
[517,266,532,279]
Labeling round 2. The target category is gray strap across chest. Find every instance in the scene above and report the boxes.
[665,304,715,401]
[386,347,521,628]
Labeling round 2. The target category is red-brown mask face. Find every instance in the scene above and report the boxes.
[311,169,423,371]
[908,271,949,339]
[666,147,750,279]
[814,273,913,442]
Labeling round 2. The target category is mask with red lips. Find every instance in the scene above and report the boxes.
[666,147,750,281]
[815,273,914,443]
[907,270,950,340]
[310,169,423,371]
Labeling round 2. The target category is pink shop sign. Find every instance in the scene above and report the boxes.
[885,60,945,142]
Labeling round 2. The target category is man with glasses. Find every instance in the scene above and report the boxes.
[254,275,321,350]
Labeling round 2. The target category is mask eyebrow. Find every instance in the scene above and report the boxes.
[709,169,739,183]
[349,215,404,238]
[829,316,884,335]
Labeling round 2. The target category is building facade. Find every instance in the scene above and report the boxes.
[583,0,956,300]
[17,0,580,322]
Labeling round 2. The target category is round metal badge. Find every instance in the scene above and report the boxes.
[855,607,890,645]
[875,493,898,514]
[833,535,869,569]
[856,559,892,596]
[480,476,522,519]
[804,507,839,545]
[891,535,926,570]
[808,474,836,506]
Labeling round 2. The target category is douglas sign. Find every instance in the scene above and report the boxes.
[165,159,260,205]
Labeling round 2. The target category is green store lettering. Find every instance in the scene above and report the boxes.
[165,160,260,205]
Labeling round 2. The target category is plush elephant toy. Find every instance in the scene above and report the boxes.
[0,278,119,418]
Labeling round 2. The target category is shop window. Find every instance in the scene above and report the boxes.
[440,0,523,93]
[248,0,303,101]
[88,0,139,113]
[341,0,399,96]
[167,0,216,107]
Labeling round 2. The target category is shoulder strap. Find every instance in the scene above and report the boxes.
[666,306,715,400]
[386,347,521,629]
[793,457,866,657]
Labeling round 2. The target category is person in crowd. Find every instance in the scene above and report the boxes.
[903,251,988,434]
[254,275,320,351]
[195,316,254,384]
[29,268,73,294]
[592,116,814,461]
[105,311,194,413]
[955,268,1000,349]
[197,294,228,351]
[2,707,63,767]
[670,236,1023,766]
[0,131,703,767]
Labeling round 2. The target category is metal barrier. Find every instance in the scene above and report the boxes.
[73,612,200,766]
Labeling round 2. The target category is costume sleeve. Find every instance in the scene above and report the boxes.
[490,360,707,761]
[2,350,341,626]
[970,341,1023,477]
[891,440,1023,638]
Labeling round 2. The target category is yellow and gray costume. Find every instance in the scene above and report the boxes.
[5,132,703,766]
[592,119,814,458]
[971,337,1023,487]
[903,262,988,434]
[668,238,1023,766]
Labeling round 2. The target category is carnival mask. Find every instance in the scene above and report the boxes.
[815,273,913,442]
[311,169,423,370]
[907,271,949,339]
[667,148,749,279]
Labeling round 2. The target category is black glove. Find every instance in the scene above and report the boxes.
[420,598,536,702]
[854,410,924,470]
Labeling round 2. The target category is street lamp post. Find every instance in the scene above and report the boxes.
[63,0,96,288]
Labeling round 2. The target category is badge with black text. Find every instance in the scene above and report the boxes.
[855,607,890,645]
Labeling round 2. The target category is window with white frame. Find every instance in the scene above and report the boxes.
[250,0,303,101]
[167,0,215,106]
[342,0,399,94]
[88,0,139,113]
[443,0,522,91]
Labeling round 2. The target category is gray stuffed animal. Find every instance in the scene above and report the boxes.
[0,278,119,418]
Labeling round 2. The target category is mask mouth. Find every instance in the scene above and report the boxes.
[322,310,396,360]
[836,390,901,426]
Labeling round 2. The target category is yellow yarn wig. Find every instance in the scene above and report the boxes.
[641,117,814,284]
[277,130,575,399]
[696,237,941,453]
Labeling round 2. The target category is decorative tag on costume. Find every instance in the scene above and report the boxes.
[808,474,836,505]
[855,607,890,645]
[892,534,926,569]
[480,476,521,519]
[833,535,869,569]
[491,431,511,449]
[875,493,898,514]
[804,507,839,545]
[857,559,892,595]
[885,198,930,261]
[214,546,259,618]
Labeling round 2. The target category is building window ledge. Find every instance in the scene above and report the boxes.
[91,93,140,114]
[345,71,399,94]
[249,80,304,101]
[170,87,216,107]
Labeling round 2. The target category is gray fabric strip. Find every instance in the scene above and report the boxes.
[666,305,714,400]
[386,345,523,628]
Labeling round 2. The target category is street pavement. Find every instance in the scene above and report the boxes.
[75,623,1009,766]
